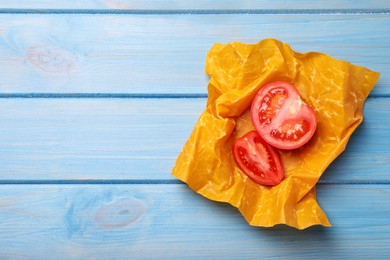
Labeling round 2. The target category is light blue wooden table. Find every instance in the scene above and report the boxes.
[0,1,389,258]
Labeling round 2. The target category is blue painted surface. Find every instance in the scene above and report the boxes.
[1,1,390,10]
[0,14,389,95]
[0,1,389,258]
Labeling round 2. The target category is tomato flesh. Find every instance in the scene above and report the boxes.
[258,87,287,126]
[270,119,310,141]
[251,81,317,150]
[232,131,284,186]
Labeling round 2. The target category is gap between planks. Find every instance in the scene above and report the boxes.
[0,9,389,15]
[0,180,388,185]
[0,93,388,99]
[0,93,208,99]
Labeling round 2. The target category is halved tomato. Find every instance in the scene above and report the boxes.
[250,81,317,150]
[232,131,284,186]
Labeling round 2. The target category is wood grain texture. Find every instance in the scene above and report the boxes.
[0,98,200,180]
[0,184,388,258]
[0,14,387,95]
[0,98,388,182]
[0,1,388,10]
[0,1,388,257]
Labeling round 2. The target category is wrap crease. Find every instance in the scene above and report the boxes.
[172,38,380,229]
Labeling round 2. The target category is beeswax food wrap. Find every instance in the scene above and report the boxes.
[172,38,380,229]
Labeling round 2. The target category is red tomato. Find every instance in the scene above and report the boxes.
[250,81,317,150]
[232,131,284,186]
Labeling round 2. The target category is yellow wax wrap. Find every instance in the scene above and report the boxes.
[172,38,380,229]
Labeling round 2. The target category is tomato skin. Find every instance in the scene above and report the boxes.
[232,131,284,186]
[250,81,317,150]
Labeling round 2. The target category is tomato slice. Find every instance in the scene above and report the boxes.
[250,81,317,150]
[232,131,284,186]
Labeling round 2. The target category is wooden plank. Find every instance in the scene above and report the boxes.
[0,98,200,180]
[0,184,388,258]
[0,14,387,95]
[0,98,388,182]
[0,1,388,10]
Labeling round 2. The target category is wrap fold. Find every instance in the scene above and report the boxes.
[172,38,380,229]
